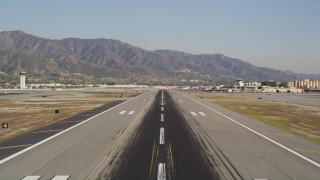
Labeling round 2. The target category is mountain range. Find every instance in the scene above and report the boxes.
[0,30,318,85]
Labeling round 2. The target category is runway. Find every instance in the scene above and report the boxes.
[0,91,156,179]
[0,89,319,179]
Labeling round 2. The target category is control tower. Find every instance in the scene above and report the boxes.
[20,72,26,89]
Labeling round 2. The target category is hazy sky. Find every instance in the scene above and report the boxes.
[1,0,319,74]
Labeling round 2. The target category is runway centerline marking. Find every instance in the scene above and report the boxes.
[21,176,42,180]
[199,112,206,116]
[161,114,164,122]
[190,112,197,116]
[157,163,166,180]
[160,128,165,144]
[51,175,70,180]
[177,91,320,168]
[161,107,164,111]
[119,110,126,115]
[128,110,135,115]
[0,92,148,165]
[0,144,33,150]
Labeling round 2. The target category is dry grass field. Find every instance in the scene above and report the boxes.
[193,93,320,144]
[0,91,135,142]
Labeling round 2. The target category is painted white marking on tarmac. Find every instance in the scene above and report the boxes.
[128,111,135,115]
[0,92,148,165]
[119,110,126,115]
[51,175,70,180]
[190,112,197,116]
[160,128,165,144]
[161,107,164,111]
[177,91,320,168]
[157,163,166,180]
[143,99,147,102]
[161,114,164,122]
[21,176,42,180]
[199,112,206,116]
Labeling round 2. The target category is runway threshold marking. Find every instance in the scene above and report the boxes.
[190,112,197,116]
[0,92,147,165]
[177,91,320,168]
[21,176,42,180]
[199,112,206,116]
[160,128,165,144]
[0,144,33,150]
[32,129,64,134]
[294,149,320,154]
[119,110,126,115]
[128,111,135,115]
[157,163,166,180]
[51,175,70,180]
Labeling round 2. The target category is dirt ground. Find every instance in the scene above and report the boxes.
[0,91,135,142]
[193,92,320,144]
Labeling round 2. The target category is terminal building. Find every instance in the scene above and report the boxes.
[287,79,320,89]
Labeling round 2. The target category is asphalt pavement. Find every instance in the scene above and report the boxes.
[0,89,319,179]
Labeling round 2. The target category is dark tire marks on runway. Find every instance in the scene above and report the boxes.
[108,91,219,180]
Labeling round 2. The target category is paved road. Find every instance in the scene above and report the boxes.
[241,92,320,107]
[171,89,320,179]
[0,91,156,179]
[103,90,223,180]
[0,89,319,179]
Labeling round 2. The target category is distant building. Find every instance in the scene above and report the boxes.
[287,79,320,89]
[261,80,276,87]
[236,79,244,87]
[20,72,26,89]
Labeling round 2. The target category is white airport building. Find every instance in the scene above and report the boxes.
[20,72,26,89]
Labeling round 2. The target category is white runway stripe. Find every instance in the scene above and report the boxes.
[128,111,135,115]
[190,112,197,116]
[21,176,41,180]
[160,128,165,144]
[51,175,70,180]
[199,112,206,116]
[119,110,126,115]
[161,107,164,111]
[157,163,166,180]
[161,114,164,122]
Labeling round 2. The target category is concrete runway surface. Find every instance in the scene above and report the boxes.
[0,89,319,179]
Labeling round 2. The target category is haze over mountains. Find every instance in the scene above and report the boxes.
[0,31,318,84]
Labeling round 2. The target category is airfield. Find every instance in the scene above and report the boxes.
[0,87,319,179]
